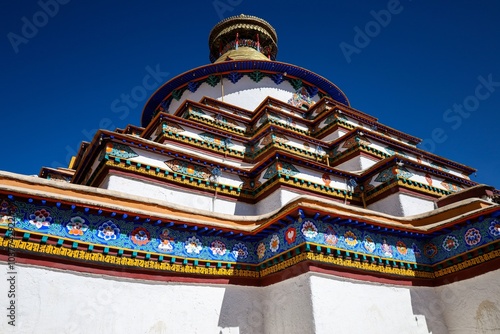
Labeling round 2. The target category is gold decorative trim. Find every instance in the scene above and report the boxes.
[364,181,400,202]
[396,179,448,197]
[1,237,259,278]
[92,159,360,203]
[161,131,245,158]
[260,253,308,276]
[185,112,246,136]
[304,253,433,279]
[4,228,497,282]
[434,249,500,277]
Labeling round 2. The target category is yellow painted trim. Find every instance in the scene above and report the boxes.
[68,156,76,169]
[433,249,500,278]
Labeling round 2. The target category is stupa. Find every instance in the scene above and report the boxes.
[1,14,500,333]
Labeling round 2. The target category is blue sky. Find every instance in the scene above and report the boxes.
[1,0,499,189]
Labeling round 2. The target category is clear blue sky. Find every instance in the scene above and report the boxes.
[1,0,499,189]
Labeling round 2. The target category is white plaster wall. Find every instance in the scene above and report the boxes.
[435,268,500,334]
[254,188,303,216]
[360,155,378,170]
[2,263,499,333]
[400,193,436,216]
[367,192,435,217]
[214,195,255,216]
[262,273,315,334]
[221,77,320,112]
[322,128,348,142]
[100,174,251,214]
[0,264,262,334]
[168,77,306,113]
[367,192,405,217]
[310,273,439,334]
[101,174,305,216]
[334,157,362,172]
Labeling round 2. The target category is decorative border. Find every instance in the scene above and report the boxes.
[1,196,499,283]
[3,233,500,283]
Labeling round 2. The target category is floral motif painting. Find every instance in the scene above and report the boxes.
[321,173,331,186]
[66,216,89,237]
[430,162,450,173]
[212,113,239,127]
[263,161,300,179]
[257,242,266,259]
[130,227,151,246]
[381,239,393,257]
[158,229,174,252]
[464,228,481,246]
[285,227,297,245]
[324,226,338,246]
[396,241,407,255]
[210,240,227,256]
[269,234,280,252]
[342,136,371,149]
[288,87,314,110]
[238,176,261,190]
[29,209,52,230]
[261,133,289,146]
[442,236,459,251]
[162,122,184,134]
[363,236,375,253]
[232,243,248,260]
[324,112,348,126]
[185,236,203,254]
[344,231,358,247]
[97,221,120,241]
[375,166,414,183]
[164,159,212,180]
[9,200,499,270]
[189,107,206,117]
[384,147,408,158]
[440,180,462,193]
[199,133,232,147]
[425,173,433,186]
[301,220,318,239]
[424,243,438,258]
[105,143,138,159]
[488,219,500,237]
[0,199,16,216]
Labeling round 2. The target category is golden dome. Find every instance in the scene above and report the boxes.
[208,14,278,63]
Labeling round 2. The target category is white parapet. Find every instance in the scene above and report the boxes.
[3,263,498,333]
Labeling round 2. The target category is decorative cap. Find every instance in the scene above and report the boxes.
[208,14,278,63]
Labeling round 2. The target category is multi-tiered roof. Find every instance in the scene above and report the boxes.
[1,15,499,287]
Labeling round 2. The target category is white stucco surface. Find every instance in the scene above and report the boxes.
[367,192,435,217]
[310,274,438,334]
[310,269,500,334]
[334,157,362,172]
[325,150,375,172]
[254,188,302,216]
[101,174,257,215]
[0,264,259,334]
[435,268,500,333]
[101,174,314,216]
[0,264,314,334]
[1,263,499,333]
[399,193,436,216]
[367,192,405,217]
[168,77,308,113]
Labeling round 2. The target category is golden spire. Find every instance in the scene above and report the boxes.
[208,14,278,63]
